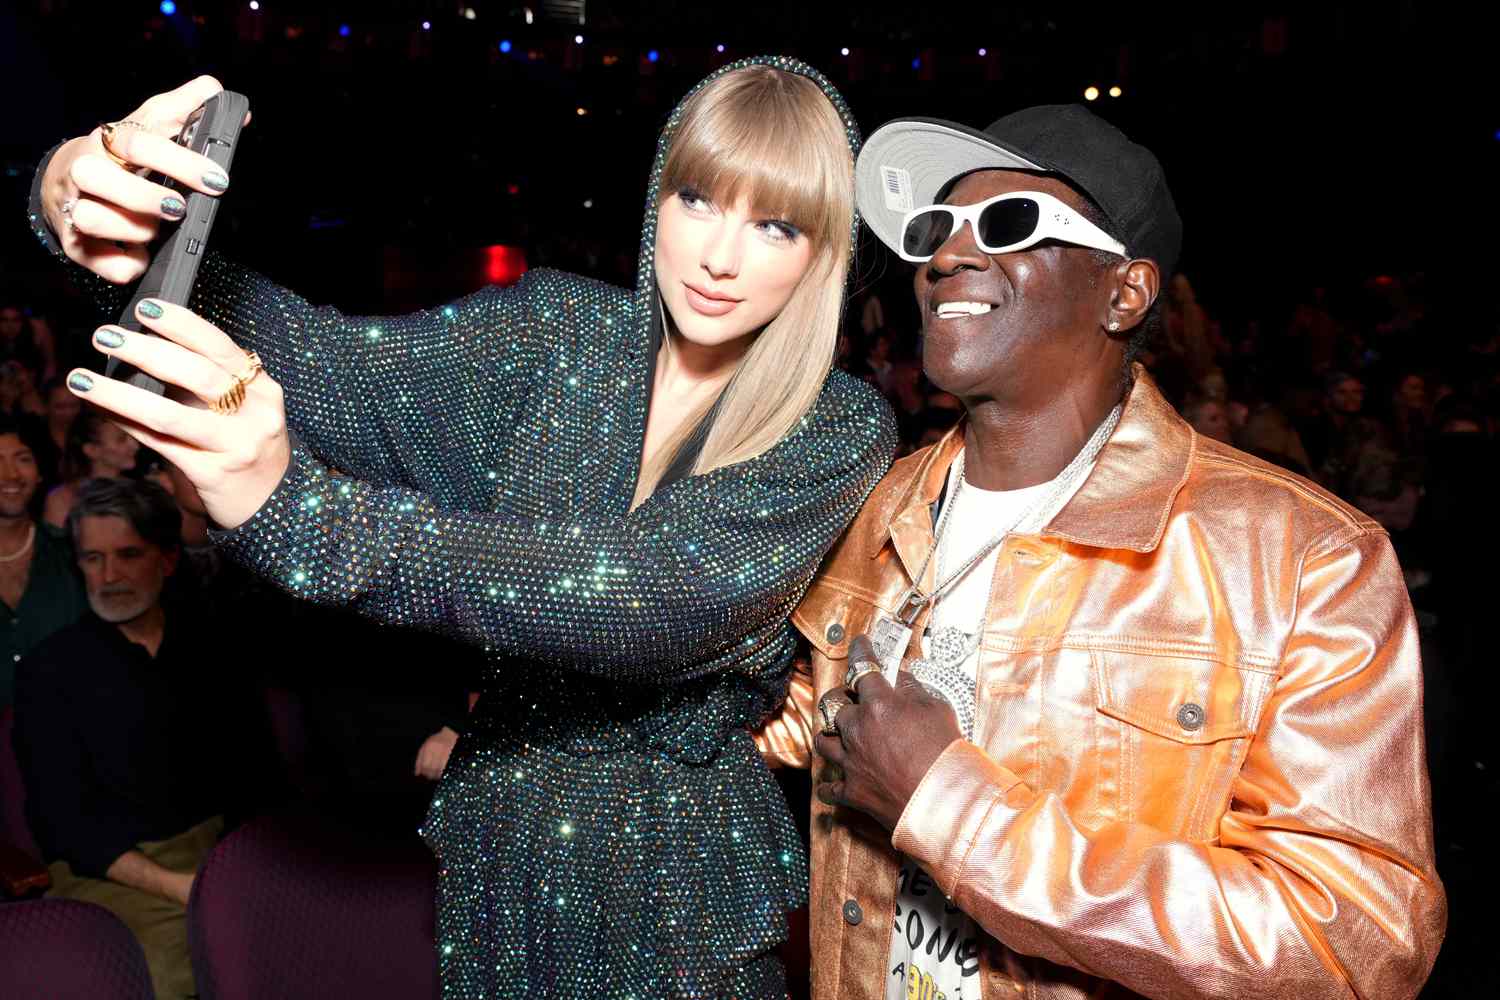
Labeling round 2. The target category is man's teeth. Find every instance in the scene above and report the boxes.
[935,301,994,318]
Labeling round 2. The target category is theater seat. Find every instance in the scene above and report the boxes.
[0,898,156,999]
[187,809,439,1000]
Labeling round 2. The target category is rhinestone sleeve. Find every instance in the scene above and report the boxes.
[214,374,895,683]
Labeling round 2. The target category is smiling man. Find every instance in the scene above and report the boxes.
[756,106,1445,999]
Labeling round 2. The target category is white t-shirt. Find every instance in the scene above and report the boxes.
[887,449,1092,1000]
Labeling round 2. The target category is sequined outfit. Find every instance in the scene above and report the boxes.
[27,58,895,998]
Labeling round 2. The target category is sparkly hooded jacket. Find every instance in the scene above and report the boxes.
[28,57,896,997]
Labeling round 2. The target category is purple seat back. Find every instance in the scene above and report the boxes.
[0,706,42,861]
[188,809,439,1000]
[0,898,156,999]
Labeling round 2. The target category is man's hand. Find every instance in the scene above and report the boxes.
[814,635,964,830]
[414,726,460,780]
[105,849,195,907]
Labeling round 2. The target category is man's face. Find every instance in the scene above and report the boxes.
[1329,378,1365,415]
[913,170,1118,403]
[75,515,176,624]
[0,433,41,518]
[1189,400,1232,444]
[0,308,22,342]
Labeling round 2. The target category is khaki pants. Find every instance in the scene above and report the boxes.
[46,815,224,1000]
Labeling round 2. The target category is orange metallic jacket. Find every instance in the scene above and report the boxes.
[757,370,1445,1000]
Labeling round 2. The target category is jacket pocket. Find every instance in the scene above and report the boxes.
[1091,649,1274,839]
[791,579,887,663]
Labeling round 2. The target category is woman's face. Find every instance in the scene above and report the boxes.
[654,188,815,349]
[48,384,82,426]
[84,420,140,474]
[1397,375,1426,410]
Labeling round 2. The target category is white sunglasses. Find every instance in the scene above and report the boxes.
[896,190,1127,263]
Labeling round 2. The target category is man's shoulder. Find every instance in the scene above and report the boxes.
[1182,435,1380,547]
[18,617,108,679]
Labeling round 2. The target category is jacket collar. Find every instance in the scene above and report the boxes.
[881,367,1195,566]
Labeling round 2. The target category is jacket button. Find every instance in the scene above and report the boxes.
[1176,702,1206,731]
[825,622,846,645]
[841,899,863,925]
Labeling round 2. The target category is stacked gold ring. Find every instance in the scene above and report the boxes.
[98,120,147,170]
[210,351,264,415]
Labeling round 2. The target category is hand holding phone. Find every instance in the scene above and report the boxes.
[109,90,250,393]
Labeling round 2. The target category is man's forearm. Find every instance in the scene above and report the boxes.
[104,849,192,905]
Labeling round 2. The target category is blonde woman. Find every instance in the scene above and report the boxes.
[31,58,895,996]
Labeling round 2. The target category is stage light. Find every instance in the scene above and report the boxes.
[583,199,594,209]
[483,245,526,286]
[647,50,659,62]
[338,24,350,37]
[524,7,534,24]
[1084,86,1100,101]
[911,57,921,70]
[248,1,260,10]
[464,7,476,19]
[499,39,512,53]
[840,47,849,56]
[716,44,725,53]
[421,20,431,30]
[576,107,587,116]
[574,34,583,44]
[160,0,176,13]
[978,47,987,56]
[1109,85,1122,98]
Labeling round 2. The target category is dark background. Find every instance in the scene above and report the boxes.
[2,1,1486,322]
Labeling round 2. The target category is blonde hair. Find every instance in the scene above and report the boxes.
[632,66,854,508]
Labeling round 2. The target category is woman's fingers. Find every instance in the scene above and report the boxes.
[69,152,190,221]
[128,75,225,133]
[67,197,159,243]
[128,299,250,373]
[67,237,150,284]
[65,368,226,452]
[94,125,229,196]
[91,325,237,407]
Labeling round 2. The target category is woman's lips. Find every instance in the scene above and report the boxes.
[683,282,741,317]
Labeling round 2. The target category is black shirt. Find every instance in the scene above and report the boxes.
[12,608,273,878]
[1,523,86,709]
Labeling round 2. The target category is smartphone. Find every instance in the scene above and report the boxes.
[108,90,251,393]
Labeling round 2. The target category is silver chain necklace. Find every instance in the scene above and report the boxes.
[883,405,1123,738]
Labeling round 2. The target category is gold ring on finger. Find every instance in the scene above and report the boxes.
[98,120,146,171]
[817,691,849,737]
[209,350,264,416]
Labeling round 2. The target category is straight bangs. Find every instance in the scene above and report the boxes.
[660,68,851,254]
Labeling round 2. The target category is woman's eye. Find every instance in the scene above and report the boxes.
[759,220,800,243]
[677,188,710,212]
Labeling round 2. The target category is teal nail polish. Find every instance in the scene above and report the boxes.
[67,372,94,393]
[161,196,186,219]
[203,170,229,192]
[94,328,126,349]
[136,299,164,319]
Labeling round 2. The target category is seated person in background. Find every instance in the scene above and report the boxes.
[26,377,83,487]
[42,407,139,528]
[272,601,478,832]
[157,452,471,831]
[0,415,86,709]
[13,477,277,1000]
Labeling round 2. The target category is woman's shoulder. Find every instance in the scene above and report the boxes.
[513,267,635,313]
[809,368,898,437]
[506,268,638,349]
